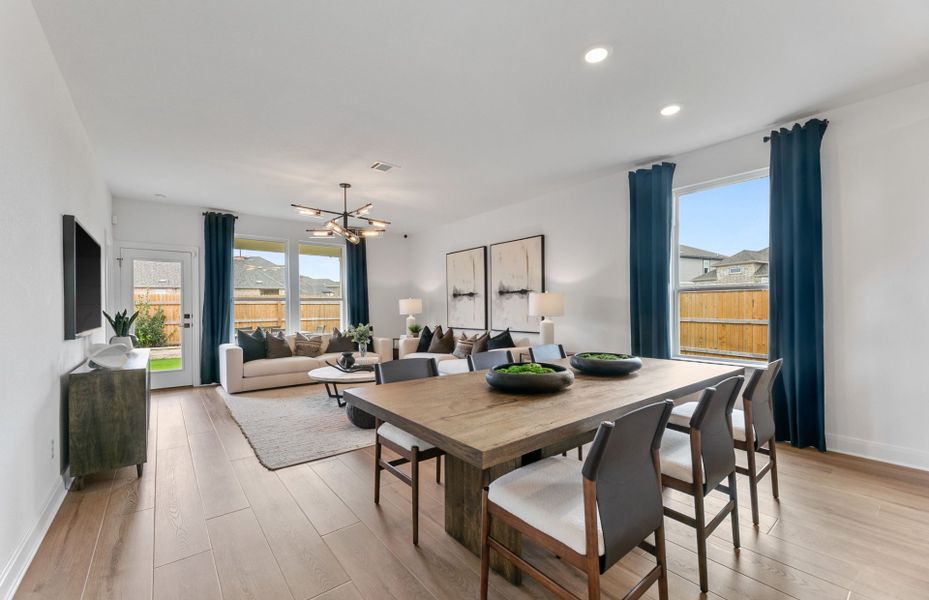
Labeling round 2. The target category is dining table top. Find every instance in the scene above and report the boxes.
[343,357,744,469]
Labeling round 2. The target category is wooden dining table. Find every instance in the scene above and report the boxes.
[342,357,743,583]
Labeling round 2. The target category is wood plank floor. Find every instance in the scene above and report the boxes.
[15,385,929,600]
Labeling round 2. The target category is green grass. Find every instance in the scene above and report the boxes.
[150,357,182,372]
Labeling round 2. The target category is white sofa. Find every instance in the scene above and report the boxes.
[220,333,392,393]
[398,335,529,376]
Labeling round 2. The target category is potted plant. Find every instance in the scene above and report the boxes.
[103,309,139,349]
[347,323,373,358]
[408,323,422,337]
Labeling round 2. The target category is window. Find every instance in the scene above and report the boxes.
[298,243,343,333]
[673,170,769,363]
[233,238,288,332]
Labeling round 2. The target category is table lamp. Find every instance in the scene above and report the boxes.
[398,298,423,332]
[528,292,564,345]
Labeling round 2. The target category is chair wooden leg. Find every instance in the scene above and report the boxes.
[693,487,709,593]
[768,439,780,500]
[728,471,741,549]
[577,446,583,461]
[373,435,382,505]
[655,526,669,600]
[586,555,601,600]
[435,454,441,484]
[746,444,760,526]
[411,448,420,545]
[480,490,490,600]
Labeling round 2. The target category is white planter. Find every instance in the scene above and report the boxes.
[110,336,134,350]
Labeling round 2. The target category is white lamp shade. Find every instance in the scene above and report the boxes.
[399,298,423,315]
[528,292,564,317]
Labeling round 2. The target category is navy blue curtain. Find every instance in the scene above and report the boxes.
[629,162,675,358]
[768,119,828,451]
[200,212,235,384]
[346,239,370,325]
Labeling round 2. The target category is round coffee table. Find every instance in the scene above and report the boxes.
[308,365,376,407]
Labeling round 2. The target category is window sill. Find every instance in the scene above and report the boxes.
[672,354,765,369]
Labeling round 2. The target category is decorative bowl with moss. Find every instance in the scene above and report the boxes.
[570,352,643,376]
[485,362,575,394]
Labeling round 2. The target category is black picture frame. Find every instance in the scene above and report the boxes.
[489,235,545,333]
[445,245,488,330]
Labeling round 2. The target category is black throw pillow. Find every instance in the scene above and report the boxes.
[486,328,516,351]
[326,328,355,353]
[236,327,266,362]
[415,326,434,353]
[266,331,293,359]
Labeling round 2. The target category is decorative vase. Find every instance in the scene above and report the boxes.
[110,336,134,350]
[338,351,355,369]
[359,343,368,358]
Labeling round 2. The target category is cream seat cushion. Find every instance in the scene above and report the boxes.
[242,356,318,378]
[377,423,435,451]
[437,359,470,376]
[669,402,750,442]
[404,351,456,362]
[488,456,604,556]
[659,428,708,484]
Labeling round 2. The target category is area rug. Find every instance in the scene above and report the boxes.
[216,384,375,470]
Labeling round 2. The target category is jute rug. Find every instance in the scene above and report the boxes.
[216,383,375,470]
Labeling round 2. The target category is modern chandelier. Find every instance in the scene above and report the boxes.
[291,183,390,244]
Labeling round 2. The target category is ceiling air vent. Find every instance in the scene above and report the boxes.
[370,161,398,172]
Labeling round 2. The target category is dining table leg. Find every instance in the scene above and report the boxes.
[444,454,523,584]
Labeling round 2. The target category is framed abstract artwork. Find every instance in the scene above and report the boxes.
[489,235,545,332]
[446,246,487,330]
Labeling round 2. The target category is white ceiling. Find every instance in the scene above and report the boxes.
[33,0,929,231]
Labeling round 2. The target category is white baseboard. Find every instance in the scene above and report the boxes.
[0,479,67,600]
[827,433,929,472]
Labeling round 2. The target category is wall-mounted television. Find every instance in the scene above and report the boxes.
[63,215,102,339]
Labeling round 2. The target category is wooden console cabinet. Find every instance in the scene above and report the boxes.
[68,348,151,488]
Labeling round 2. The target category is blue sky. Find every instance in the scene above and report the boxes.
[235,249,341,281]
[679,176,769,256]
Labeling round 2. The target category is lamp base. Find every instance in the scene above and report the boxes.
[406,314,417,333]
[539,318,555,345]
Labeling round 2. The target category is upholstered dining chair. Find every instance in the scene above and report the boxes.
[480,400,674,600]
[668,359,783,525]
[528,343,566,362]
[373,358,444,545]
[467,350,513,371]
[660,375,743,593]
[527,343,583,459]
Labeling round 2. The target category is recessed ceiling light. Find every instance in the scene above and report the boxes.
[660,104,681,117]
[584,46,610,64]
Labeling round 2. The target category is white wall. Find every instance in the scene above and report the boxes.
[0,1,112,596]
[407,80,929,470]
[111,197,410,370]
[407,169,631,351]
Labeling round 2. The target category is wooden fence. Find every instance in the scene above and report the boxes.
[133,290,342,345]
[678,286,768,361]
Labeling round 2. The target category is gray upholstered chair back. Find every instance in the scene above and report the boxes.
[687,375,743,492]
[467,350,513,371]
[582,400,673,572]
[742,359,783,446]
[527,344,566,362]
[375,357,438,384]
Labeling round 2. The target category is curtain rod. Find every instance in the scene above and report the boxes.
[202,211,238,219]
[763,118,829,143]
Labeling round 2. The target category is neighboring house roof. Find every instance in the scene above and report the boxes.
[679,245,725,260]
[754,263,769,277]
[133,260,182,288]
[691,268,719,283]
[714,247,769,267]
[136,255,340,296]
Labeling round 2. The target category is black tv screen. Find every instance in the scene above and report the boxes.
[63,215,102,339]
